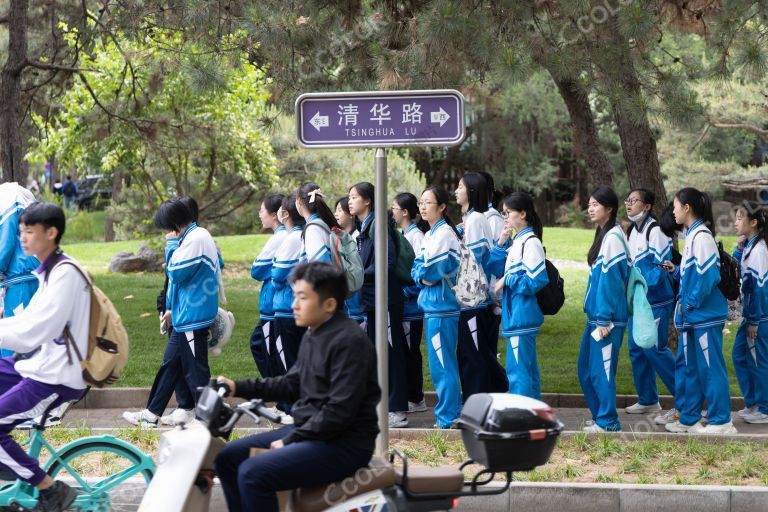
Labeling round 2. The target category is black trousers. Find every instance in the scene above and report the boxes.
[215,425,372,512]
[403,319,425,404]
[457,306,508,401]
[272,317,307,413]
[249,318,274,379]
[147,327,211,416]
[366,304,409,412]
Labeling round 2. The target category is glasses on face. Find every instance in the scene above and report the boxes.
[502,210,512,218]
[391,206,403,212]
[624,198,643,206]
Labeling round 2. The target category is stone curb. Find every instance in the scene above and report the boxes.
[74,389,748,411]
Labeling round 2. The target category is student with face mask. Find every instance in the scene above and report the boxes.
[623,189,677,423]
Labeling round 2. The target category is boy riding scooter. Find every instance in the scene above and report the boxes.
[215,262,381,512]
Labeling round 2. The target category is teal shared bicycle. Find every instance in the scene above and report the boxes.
[0,402,155,511]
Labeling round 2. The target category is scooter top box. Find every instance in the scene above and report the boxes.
[456,393,564,472]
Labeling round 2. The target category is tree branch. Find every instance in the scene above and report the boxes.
[710,121,768,143]
[25,59,83,73]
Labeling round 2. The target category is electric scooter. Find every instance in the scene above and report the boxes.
[139,380,564,512]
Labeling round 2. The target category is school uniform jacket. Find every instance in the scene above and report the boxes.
[487,227,548,337]
[403,224,425,322]
[627,216,675,309]
[411,219,461,317]
[485,206,505,243]
[462,209,494,310]
[734,235,768,326]
[583,225,631,328]
[271,226,304,318]
[165,223,220,332]
[0,252,89,389]
[0,183,38,291]
[251,226,288,321]
[301,214,332,263]
[674,220,728,330]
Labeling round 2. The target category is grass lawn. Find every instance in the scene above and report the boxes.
[30,426,768,486]
[61,228,743,395]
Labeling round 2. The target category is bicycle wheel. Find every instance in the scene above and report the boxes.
[45,438,154,512]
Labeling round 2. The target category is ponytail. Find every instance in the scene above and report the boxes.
[675,187,716,236]
[297,183,340,230]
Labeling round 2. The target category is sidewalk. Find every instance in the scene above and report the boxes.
[65,391,768,440]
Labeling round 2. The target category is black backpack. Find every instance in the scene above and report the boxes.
[691,231,741,301]
[521,237,565,315]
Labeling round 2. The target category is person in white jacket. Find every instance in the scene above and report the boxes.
[0,202,89,511]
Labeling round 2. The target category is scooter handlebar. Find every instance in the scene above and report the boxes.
[254,402,282,424]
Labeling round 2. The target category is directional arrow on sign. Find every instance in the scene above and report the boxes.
[310,111,329,131]
[430,107,450,127]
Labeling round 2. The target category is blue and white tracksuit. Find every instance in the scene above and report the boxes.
[0,184,38,358]
[403,224,425,404]
[674,220,730,426]
[301,214,333,264]
[249,226,288,377]
[579,225,631,431]
[457,210,507,399]
[487,227,548,398]
[149,223,221,417]
[484,206,505,243]
[165,223,221,332]
[271,226,305,376]
[626,216,676,406]
[411,219,462,428]
[732,234,768,416]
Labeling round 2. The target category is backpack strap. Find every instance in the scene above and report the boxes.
[54,260,92,366]
[608,232,634,265]
[644,221,660,245]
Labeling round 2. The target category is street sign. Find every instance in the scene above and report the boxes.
[295,89,465,148]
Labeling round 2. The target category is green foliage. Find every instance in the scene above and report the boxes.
[27,26,278,237]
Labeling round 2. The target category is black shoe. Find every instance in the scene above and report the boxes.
[34,481,77,512]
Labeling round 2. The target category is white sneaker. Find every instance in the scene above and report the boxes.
[583,424,607,433]
[408,399,427,413]
[625,402,661,414]
[160,408,195,426]
[690,421,738,434]
[665,420,702,433]
[654,408,679,425]
[738,405,758,418]
[388,411,408,428]
[122,409,158,428]
[744,411,768,424]
[270,407,293,425]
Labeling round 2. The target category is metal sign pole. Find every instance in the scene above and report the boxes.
[374,147,389,457]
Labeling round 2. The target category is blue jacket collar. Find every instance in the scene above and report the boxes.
[685,219,705,237]
[179,222,198,245]
[429,218,447,235]
[513,226,533,241]
[404,223,419,235]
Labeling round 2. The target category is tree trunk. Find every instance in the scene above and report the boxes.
[550,73,614,192]
[0,0,29,185]
[104,171,123,242]
[605,23,668,213]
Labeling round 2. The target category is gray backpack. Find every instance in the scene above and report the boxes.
[305,220,364,296]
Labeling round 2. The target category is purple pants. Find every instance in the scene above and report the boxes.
[0,358,83,485]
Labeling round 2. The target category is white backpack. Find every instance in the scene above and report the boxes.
[451,243,488,308]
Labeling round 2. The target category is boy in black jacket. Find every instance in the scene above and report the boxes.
[215,262,380,512]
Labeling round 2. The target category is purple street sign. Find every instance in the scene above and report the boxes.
[295,90,465,148]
